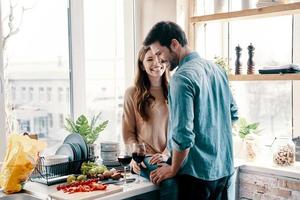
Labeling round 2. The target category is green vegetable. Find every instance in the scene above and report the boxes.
[76,175,87,181]
[67,175,76,184]
[65,113,108,144]
[80,162,107,177]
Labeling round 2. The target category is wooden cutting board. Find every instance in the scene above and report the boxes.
[49,185,123,200]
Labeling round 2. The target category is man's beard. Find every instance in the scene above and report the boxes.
[168,51,178,71]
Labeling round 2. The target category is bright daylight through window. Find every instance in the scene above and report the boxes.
[1,0,70,155]
[0,0,129,155]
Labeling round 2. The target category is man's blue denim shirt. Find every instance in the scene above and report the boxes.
[168,52,238,181]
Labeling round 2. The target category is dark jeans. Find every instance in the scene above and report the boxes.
[178,174,230,200]
[139,157,179,200]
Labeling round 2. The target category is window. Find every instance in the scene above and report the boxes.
[48,113,53,128]
[1,0,71,155]
[58,87,63,102]
[47,87,52,102]
[39,87,45,102]
[21,87,26,102]
[18,120,30,132]
[84,0,127,142]
[0,0,135,159]
[59,113,64,129]
[28,87,34,102]
[194,0,300,142]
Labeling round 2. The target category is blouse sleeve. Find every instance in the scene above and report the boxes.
[122,87,138,144]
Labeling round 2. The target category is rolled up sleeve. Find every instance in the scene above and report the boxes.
[169,74,195,152]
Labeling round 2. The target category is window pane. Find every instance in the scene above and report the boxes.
[1,0,70,155]
[229,16,292,71]
[231,81,292,142]
[194,14,295,141]
[84,0,125,143]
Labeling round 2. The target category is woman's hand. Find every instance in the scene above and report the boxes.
[130,160,146,174]
[149,153,168,165]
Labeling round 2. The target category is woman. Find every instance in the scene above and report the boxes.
[122,46,169,176]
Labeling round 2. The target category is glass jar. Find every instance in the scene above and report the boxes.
[272,137,295,167]
[245,135,257,161]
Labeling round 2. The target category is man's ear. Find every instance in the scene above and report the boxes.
[170,39,179,51]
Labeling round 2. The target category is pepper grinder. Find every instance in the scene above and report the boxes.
[247,43,255,74]
[235,45,242,75]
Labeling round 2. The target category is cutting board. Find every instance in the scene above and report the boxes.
[49,184,123,200]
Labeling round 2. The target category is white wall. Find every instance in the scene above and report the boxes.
[0,1,7,161]
[134,0,177,50]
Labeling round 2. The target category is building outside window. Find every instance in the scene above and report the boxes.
[58,87,63,102]
[1,0,71,155]
[48,113,53,128]
[18,119,30,132]
[21,87,26,102]
[0,0,134,155]
[28,87,34,102]
[39,87,45,102]
[11,86,16,101]
[59,113,64,129]
[47,87,52,102]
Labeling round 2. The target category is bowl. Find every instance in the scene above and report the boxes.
[101,142,119,152]
[101,151,119,161]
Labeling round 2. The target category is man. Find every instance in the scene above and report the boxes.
[144,21,238,200]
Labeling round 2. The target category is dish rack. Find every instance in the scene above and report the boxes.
[30,157,95,185]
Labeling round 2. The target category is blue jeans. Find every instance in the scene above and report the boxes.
[140,157,178,200]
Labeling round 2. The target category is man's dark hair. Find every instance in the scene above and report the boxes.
[143,21,188,48]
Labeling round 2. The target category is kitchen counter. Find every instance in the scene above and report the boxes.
[23,175,159,200]
[4,160,299,199]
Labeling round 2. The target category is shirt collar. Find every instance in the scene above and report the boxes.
[178,52,200,68]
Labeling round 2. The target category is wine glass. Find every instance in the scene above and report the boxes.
[132,143,146,183]
[118,144,132,187]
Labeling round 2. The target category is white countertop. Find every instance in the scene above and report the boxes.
[24,175,158,200]
[14,160,300,199]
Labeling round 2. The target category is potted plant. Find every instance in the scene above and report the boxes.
[214,56,232,75]
[233,118,261,161]
[65,113,108,158]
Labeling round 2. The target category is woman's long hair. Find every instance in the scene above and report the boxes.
[134,46,169,121]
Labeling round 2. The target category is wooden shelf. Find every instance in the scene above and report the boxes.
[191,2,300,24]
[228,74,300,81]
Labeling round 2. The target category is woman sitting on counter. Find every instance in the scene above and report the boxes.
[122,46,178,200]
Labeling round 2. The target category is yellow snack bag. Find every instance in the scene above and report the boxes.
[0,134,46,194]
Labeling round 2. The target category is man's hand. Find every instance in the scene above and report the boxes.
[150,163,175,185]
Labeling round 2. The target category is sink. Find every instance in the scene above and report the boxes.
[0,193,42,200]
